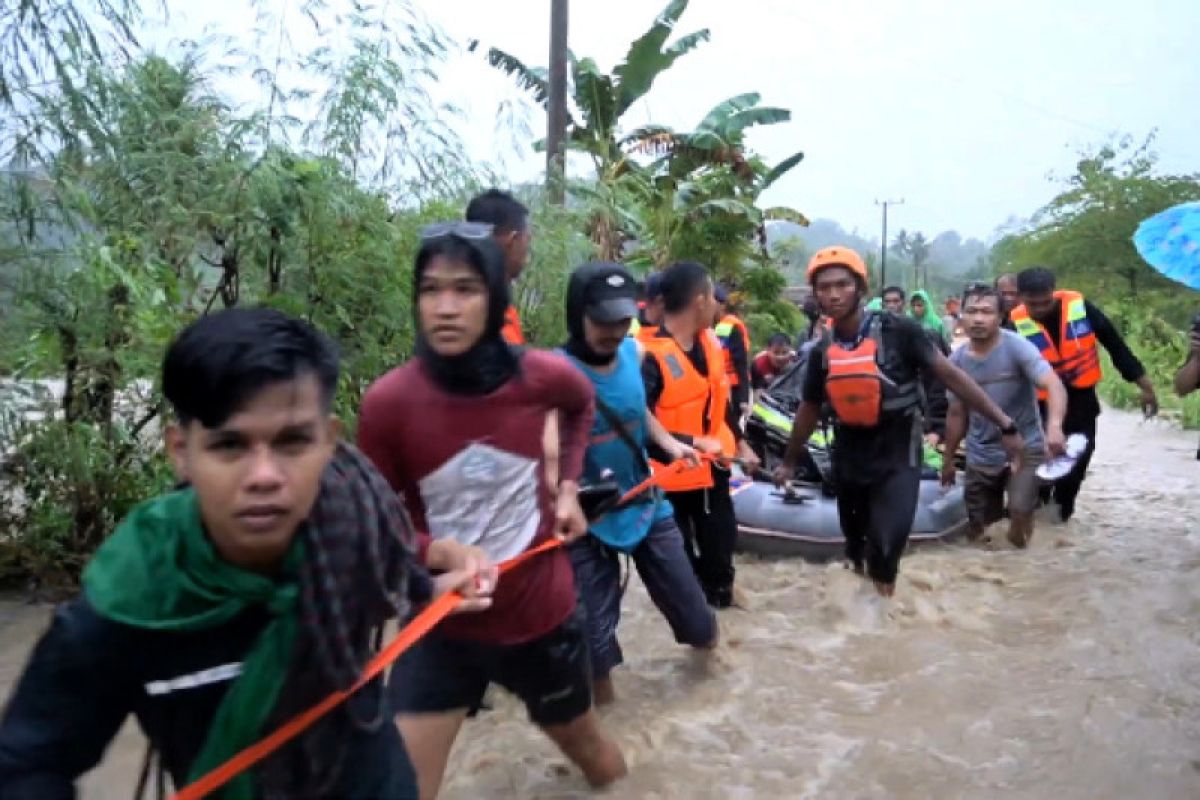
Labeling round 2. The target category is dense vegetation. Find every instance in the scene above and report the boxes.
[1,1,1196,589]
[0,0,808,587]
[988,136,1200,427]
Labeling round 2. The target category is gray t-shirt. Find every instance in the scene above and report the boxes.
[949,330,1050,468]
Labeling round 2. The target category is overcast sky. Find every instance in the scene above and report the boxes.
[149,0,1199,242]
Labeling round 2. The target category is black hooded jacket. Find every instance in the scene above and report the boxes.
[412,234,520,396]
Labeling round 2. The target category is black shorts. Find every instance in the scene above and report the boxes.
[387,604,592,728]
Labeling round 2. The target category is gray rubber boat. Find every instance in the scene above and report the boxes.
[732,478,969,560]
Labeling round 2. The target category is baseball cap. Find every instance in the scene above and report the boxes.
[582,263,639,323]
[644,271,664,302]
[714,283,730,303]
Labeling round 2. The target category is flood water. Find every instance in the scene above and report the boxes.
[2,407,1198,798]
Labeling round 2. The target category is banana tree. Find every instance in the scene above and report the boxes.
[624,92,794,181]
[474,0,710,177]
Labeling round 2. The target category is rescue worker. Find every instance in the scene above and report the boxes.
[713,284,752,418]
[642,262,761,608]
[1010,267,1158,522]
[465,189,532,345]
[773,246,1025,597]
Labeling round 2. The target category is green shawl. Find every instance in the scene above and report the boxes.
[83,489,304,800]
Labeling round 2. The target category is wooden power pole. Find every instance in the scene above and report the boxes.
[546,0,569,204]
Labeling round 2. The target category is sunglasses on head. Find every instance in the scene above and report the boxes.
[419,221,495,242]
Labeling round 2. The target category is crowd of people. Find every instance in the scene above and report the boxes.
[0,187,1180,799]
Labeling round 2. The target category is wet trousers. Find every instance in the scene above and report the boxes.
[836,464,922,585]
[667,467,737,607]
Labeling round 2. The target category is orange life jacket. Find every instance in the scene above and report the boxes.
[644,330,736,491]
[714,314,751,387]
[635,322,660,343]
[822,313,922,427]
[501,304,525,345]
[1009,290,1101,400]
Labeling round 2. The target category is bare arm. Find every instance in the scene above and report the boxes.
[1175,332,1200,396]
[645,409,690,460]
[780,401,822,470]
[942,398,967,462]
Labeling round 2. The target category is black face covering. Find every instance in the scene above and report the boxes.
[413,234,519,396]
[563,261,632,366]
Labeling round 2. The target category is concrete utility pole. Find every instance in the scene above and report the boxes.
[875,198,904,288]
[546,0,569,204]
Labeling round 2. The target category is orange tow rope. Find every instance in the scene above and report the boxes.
[172,456,709,800]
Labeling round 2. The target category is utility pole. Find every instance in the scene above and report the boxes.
[875,197,904,289]
[546,0,569,204]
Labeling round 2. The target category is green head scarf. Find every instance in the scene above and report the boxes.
[908,289,947,339]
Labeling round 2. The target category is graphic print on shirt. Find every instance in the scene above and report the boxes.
[418,441,541,562]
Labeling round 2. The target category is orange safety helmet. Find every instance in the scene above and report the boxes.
[806,246,868,285]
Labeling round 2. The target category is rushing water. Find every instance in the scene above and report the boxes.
[2,408,1198,799]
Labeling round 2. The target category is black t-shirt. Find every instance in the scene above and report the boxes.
[802,312,936,481]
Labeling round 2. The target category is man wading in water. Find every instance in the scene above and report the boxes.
[357,224,626,799]
[560,262,718,706]
[774,247,1024,597]
[941,285,1067,548]
[0,308,491,798]
[641,261,761,609]
[1010,266,1158,522]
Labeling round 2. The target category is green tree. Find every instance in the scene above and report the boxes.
[0,4,492,587]
[995,134,1200,427]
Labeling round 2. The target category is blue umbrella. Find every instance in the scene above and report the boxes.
[1133,201,1200,290]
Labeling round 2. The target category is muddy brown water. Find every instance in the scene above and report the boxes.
[2,407,1198,799]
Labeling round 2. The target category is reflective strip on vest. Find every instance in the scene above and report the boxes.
[715,315,750,386]
[752,402,792,434]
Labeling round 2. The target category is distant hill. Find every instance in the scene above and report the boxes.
[766,217,992,298]
[766,218,876,256]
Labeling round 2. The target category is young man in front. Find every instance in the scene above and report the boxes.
[641,261,761,609]
[465,189,532,345]
[774,247,1025,597]
[0,308,490,799]
[940,285,1067,548]
[357,224,626,799]
[560,261,718,706]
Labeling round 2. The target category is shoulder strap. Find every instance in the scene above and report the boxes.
[868,312,886,366]
[594,396,652,473]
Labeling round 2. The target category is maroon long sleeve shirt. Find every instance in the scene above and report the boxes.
[357,350,594,645]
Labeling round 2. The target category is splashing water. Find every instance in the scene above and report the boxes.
[0,408,1197,799]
